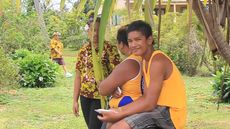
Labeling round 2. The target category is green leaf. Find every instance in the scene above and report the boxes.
[76,0,87,16]
[133,0,143,11]
[60,0,66,11]
[144,0,154,27]
[98,0,115,58]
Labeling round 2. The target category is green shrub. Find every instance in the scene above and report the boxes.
[18,54,59,88]
[11,49,31,60]
[211,67,230,103]
[0,48,19,89]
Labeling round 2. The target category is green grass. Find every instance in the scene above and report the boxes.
[0,49,229,129]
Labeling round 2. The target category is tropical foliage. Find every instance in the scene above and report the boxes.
[12,50,59,88]
[0,48,19,89]
[211,66,230,103]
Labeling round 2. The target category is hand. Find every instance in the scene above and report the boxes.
[111,88,122,98]
[58,52,63,56]
[97,108,123,123]
[73,101,80,117]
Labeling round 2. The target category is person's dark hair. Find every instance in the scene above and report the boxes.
[117,25,128,47]
[127,20,152,38]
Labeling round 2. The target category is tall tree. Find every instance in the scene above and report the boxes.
[192,0,230,64]
[34,0,50,44]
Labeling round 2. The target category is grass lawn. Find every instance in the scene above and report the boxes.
[0,49,229,129]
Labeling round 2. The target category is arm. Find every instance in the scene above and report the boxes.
[73,50,83,117]
[53,48,62,56]
[99,59,140,96]
[73,70,81,117]
[98,54,171,122]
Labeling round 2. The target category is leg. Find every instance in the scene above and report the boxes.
[60,58,72,77]
[62,65,67,74]
[123,106,175,129]
[109,120,131,129]
[59,58,67,74]
[88,99,102,129]
[80,96,91,128]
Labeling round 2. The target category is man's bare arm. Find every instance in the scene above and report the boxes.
[99,59,140,96]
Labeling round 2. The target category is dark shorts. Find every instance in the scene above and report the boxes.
[52,58,65,65]
[124,106,175,129]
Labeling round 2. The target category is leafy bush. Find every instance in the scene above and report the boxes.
[0,48,19,89]
[18,53,59,88]
[159,12,203,75]
[0,11,48,54]
[211,67,230,103]
[11,49,31,60]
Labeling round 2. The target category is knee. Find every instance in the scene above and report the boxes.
[109,120,131,129]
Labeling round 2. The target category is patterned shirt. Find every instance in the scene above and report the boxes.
[76,41,121,99]
[50,38,63,59]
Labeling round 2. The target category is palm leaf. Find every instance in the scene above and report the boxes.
[133,0,143,11]
[98,0,114,58]
[60,0,66,11]
[144,0,154,27]
[93,0,102,19]
[90,0,105,108]
[95,0,116,109]
[76,0,87,16]
[131,0,143,20]
[91,0,103,84]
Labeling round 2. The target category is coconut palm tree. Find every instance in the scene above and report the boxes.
[192,0,230,64]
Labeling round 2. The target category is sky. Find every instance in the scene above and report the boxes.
[50,0,78,11]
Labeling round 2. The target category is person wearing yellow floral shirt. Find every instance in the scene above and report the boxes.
[50,32,72,78]
[72,17,121,129]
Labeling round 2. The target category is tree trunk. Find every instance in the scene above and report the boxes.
[192,0,230,65]
[34,0,50,45]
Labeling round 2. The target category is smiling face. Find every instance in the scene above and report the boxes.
[128,31,153,57]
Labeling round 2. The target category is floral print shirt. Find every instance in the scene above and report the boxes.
[76,41,121,99]
[50,38,63,59]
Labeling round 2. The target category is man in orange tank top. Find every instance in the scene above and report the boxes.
[98,20,187,129]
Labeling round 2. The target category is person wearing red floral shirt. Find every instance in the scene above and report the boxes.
[73,17,120,129]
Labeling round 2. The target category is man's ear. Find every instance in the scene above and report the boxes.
[147,36,153,45]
